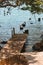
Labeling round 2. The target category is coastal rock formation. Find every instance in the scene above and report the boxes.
[20,25,23,30]
[38,18,41,22]
[22,22,26,27]
[1,41,7,44]
[40,34,43,39]
[0,54,28,65]
[0,46,2,50]
[23,30,29,34]
[32,41,43,51]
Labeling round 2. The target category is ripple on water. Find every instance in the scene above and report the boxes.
[0,21,43,52]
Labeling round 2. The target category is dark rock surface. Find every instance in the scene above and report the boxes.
[30,23,33,24]
[38,18,41,22]
[32,40,43,51]
[22,22,26,27]
[20,25,23,30]
[40,34,43,39]
[1,41,7,44]
[23,30,29,34]
[0,46,2,50]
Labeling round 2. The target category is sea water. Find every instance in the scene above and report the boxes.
[0,7,43,52]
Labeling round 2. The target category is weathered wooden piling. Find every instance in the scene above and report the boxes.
[12,28,15,37]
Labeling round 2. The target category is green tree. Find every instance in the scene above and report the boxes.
[0,0,43,17]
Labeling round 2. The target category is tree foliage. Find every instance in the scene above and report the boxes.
[0,0,43,13]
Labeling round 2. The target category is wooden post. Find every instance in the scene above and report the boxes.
[12,28,15,38]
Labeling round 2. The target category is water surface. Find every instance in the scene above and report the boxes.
[0,8,43,52]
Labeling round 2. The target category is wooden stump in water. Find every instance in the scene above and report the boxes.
[29,18,31,20]
[40,34,43,40]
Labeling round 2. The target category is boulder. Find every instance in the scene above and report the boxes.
[22,22,26,27]
[20,25,23,30]
[0,55,28,65]
[40,40,43,43]
[1,41,7,44]
[32,41,43,51]
[40,34,43,39]
[23,30,29,34]
[0,46,2,50]
[29,18,31,20]
[38,18,41,22]
[30,23,33,24]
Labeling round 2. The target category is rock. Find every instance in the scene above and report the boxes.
[40,40,43,43]
[38,18,41,22]
[22,22,26,27]
[1,41,7,44]
[23,30,29,34]
[30,23,33,24]
[32,42,43,51]
[29,18,31,20]
[0,46,2,50]
[22,24,25,27]
[20,25,23,30]
[14,63,18,65]
[20,22,26,30]
[40,34,43,39]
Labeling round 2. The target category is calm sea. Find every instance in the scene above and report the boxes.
[0,7,43,52]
